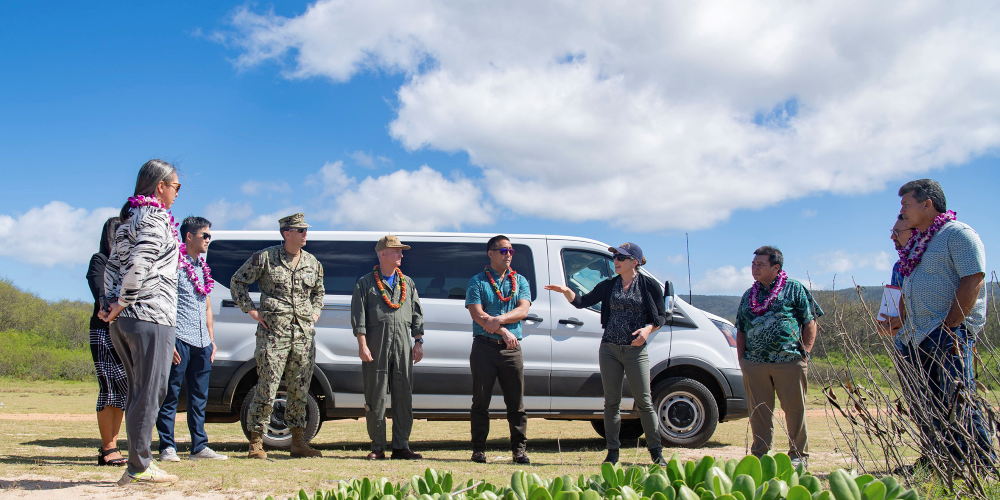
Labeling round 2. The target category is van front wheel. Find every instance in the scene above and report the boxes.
[652,377,718,448]
[240,388,321,449]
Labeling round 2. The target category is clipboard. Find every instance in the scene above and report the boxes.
[877,285,902,321]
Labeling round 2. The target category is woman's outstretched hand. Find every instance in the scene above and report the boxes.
[544,284,576,303]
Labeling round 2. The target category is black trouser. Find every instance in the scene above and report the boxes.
[470,336,527,454]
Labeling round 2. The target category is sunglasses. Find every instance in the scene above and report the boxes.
[491,247,515,255]
[288,228,307,234]
[164,181,181,193]
[198,232,211,241]
[614,254,633,262]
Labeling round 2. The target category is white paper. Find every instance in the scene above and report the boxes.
[877,285,902,321]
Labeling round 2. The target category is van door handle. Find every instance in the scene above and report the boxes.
[558,318,584,326]
[525,314,543,323]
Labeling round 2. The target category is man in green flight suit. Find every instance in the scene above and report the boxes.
[351,235,424,460]
[230,213,324,460]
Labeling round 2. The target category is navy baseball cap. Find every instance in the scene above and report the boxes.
[609,242,646,265]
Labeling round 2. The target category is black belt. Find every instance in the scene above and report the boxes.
[475,335,507,345]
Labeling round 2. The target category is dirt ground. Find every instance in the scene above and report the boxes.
[0,380,860,499]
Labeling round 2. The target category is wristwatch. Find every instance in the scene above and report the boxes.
[414,337,424,344]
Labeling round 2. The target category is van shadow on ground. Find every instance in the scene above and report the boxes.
[0,478,111,491]
[19,436,732,456]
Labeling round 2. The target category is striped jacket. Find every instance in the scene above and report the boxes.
[104,205,179,327]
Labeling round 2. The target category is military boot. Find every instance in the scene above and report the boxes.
[290,428,322,458]
[248,431,267,460]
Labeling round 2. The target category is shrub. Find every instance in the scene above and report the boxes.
[267,453,922,500]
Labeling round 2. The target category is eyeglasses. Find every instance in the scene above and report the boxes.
[164,182,181,193]
[198,232,211,241]
[891,229,911,237]
[750,262,773,268]
[613,254,633,262]
[491,247,515,255]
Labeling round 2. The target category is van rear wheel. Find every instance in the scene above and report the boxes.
[240,388,321,449]
[653,377,718,448]
[589,418,645,441]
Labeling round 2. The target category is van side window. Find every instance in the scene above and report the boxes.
[208,240,536,300]
[206,240,281,294]
[561,249,613,311]
[394,242,536,301]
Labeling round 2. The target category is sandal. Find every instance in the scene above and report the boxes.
[97,447,126,466]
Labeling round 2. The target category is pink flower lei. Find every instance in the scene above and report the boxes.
[896,210,956,278]
[128,195,214,296]
[750,270,787,316]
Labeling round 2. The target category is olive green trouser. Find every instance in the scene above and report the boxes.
[363,339,413,451]
[740,358,809,459]
[599,342,660,450]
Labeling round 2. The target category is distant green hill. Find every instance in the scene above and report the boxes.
[688,283,1000,322]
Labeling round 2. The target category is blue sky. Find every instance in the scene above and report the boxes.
[1,1,998,303]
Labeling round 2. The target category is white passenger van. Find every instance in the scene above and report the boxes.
[198,231,747,449]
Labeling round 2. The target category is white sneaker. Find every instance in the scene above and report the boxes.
[116,466,178,486]
[190,446,228,460]
[791,456,808,470]
[159,447,180,462]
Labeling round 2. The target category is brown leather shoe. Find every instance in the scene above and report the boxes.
[290,428,322,458]
[366,450,386,460]
[248,431,267,460]
[391,448,423,460]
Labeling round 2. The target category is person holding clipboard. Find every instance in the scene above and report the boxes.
[878,215,911,349]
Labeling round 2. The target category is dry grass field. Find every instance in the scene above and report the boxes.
[0,379,872,499]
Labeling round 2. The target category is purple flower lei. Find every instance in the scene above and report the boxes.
[750,270,787,316]
[896,210,956,278]
[128,195,214,296]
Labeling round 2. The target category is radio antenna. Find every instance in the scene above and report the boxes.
[686,233,692,304]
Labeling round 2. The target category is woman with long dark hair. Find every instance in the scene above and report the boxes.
[86,216,127,466]
[545,242,667,465]
[100,159,182,485]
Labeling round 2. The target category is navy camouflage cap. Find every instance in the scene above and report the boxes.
[278,213,311,230]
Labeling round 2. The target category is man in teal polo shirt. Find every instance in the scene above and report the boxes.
[465,235,532,464]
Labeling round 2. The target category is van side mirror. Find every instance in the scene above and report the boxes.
[663,280,675,318]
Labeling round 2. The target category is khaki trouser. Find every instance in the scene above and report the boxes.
[740,358,808,459]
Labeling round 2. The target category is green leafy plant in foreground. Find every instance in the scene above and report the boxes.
[266,452,921,500]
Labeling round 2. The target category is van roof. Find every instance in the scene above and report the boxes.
[210,230,610,247]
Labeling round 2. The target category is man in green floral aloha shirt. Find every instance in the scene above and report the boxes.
[735,246,823,468]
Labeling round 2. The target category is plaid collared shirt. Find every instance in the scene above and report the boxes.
[176,255,211,348]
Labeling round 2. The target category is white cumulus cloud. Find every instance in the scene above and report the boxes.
[244,207,306,231]
[241,180,292,196]
[0,202,118,266]
[816,250,895,274]
[203,198,253,229]
[315,162,492,231]
[696,265,754,295]
[220,0,1000,231]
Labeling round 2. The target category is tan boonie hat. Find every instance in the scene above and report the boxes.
[375,235,410,252]
[278,213,311,230]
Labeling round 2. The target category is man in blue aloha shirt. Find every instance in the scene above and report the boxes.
[736,246,823,468]
[465,235,532,465]
[897,179,993,468]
